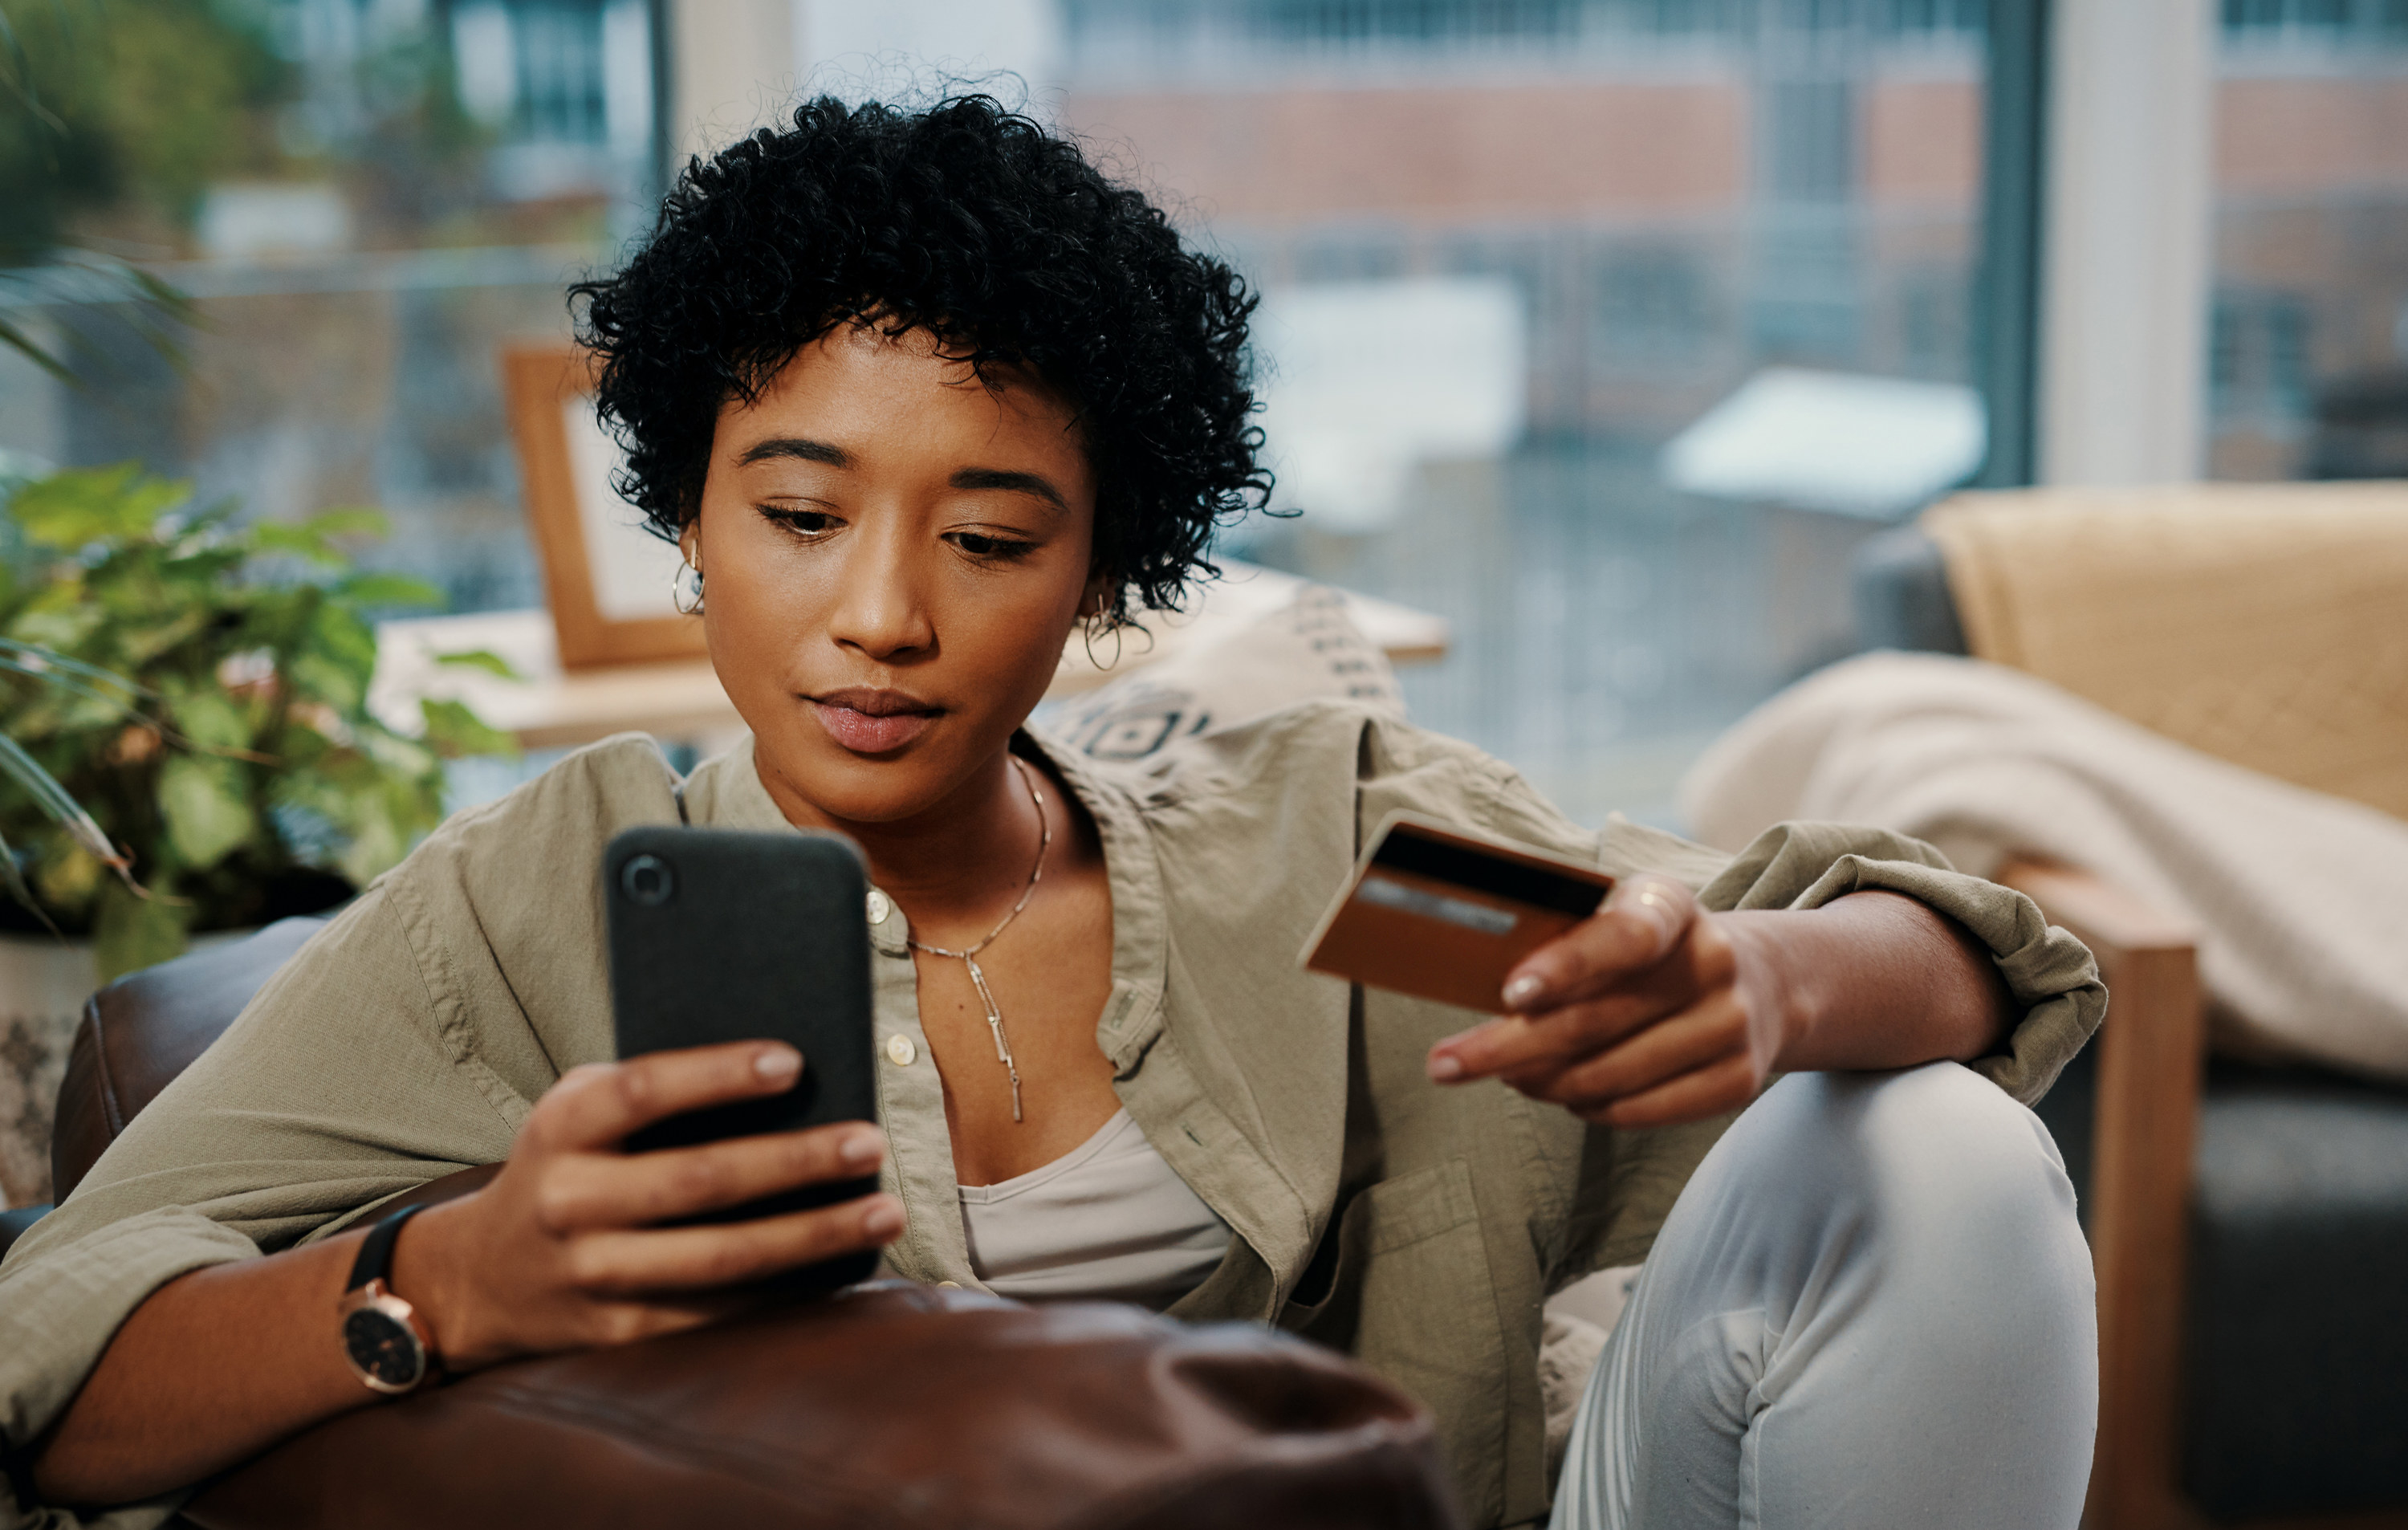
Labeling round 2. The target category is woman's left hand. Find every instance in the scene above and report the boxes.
[1423,876,1783,1130]
[1424,878,2018,1129]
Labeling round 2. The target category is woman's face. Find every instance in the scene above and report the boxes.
[688,323,1101,826]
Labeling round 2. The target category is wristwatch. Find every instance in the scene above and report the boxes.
[336,1202,440,1395]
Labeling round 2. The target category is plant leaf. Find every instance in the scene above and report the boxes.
[168,686,253,751]
[249,522,348,567]
[0,822,59,934]
[419,698,519,761]
[0,313,75,384]
[96,882,187,984]
[10,464,186,550]
[336,812,405,889]
[158,755,256,869]
[336,572,442,608]
[0,637,151,699]
[303,507,389,540]
[0,730,136,881]
[0,646,148,717]
[287,601,378,712]
[432,648,523,682]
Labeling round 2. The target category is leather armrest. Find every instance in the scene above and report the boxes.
[183,1284,1463,1530]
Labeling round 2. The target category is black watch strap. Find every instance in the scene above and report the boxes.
[347,1202,427,1293]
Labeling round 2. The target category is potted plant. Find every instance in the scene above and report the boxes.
[0,460,514,1205]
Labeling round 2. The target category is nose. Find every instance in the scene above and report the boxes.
[825,515,935,663]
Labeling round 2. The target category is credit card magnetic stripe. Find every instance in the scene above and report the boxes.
[1356,873,1519,934]
[1369,829,1611,918]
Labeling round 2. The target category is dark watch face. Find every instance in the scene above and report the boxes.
[342,1307,425,1390]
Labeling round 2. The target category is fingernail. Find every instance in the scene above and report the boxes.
[840,1130,885,1168]
[863,1199,904,1238]
[1502,974,1546,1010]
[1427,1052,1464,1083]
[755,1046,801,1081]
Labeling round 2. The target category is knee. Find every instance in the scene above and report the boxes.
[1806,1063,2091,1302]
[1727,1064,2090,1296]
[1854,1062,2072,1218]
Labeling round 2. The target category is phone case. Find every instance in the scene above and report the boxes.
[604,825,880,1291]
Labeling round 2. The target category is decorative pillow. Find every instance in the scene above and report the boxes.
[1041,585,1405,763]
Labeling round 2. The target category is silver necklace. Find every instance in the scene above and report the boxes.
[906,755,1050,1123]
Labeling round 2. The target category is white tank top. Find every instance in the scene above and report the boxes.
[957,1110,1233,1310]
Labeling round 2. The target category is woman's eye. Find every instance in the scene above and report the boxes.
[950,531,1035,561]
[763,506,840,538]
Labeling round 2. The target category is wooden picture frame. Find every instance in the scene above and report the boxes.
[502,344,706,669]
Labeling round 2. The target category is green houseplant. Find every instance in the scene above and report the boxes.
[0,461,515,981]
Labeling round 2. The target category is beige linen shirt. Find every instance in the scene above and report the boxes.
[0,702,2105,1530]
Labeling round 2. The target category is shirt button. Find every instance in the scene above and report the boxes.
[885,1033,917,1068]
[866,889,892,925]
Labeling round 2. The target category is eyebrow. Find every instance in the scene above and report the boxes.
[738,437,849,468]
[950,467,1069,515]
[736,438,1068,515]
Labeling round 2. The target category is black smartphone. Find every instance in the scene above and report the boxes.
[604,824,881,1292]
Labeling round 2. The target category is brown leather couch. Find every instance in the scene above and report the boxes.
[6,923,1463,1530]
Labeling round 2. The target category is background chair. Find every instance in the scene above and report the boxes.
[1855,494,2408,1529]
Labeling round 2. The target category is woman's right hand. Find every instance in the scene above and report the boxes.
[396,1040,902,1372]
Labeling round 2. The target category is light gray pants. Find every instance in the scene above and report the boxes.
[1551,1062,2098,1530]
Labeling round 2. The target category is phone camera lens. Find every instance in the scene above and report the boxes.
[622,854,673,906]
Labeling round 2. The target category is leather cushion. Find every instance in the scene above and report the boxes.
[2037,1049,2408,1518]
[51,918,327,1202]
[182,1283,1464,1530]
[2180,1060,2408,1519]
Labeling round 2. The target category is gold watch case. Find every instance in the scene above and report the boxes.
[336,1278,437,1395]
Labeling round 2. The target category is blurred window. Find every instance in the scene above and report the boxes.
[3,0,2021,824]
[1058,0,1995,820]
[2211,1,2408,482]
[0,0,666,618]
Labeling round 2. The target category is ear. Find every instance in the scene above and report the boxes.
[678,518,700,569]
[1077,575,1118,621]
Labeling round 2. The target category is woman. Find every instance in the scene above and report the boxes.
[1,97,2101,1530]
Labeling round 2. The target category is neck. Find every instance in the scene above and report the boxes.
[767,743,1045,936]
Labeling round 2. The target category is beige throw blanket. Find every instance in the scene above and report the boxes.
[1680,651,2408,1081]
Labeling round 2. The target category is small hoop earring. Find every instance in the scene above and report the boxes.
[673,558,705,616]
[1080,614,1125,671]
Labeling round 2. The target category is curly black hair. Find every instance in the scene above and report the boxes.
[571,95,1273,627]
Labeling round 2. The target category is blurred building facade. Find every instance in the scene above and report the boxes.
[2,0,2406,820]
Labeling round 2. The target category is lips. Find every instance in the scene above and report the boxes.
[806,688,942,755]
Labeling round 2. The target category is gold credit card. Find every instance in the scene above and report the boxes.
[1300,812,1616,1014]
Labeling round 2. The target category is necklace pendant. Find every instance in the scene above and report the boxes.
[966,958,1008,1063]
[966,954,1023,1121]
[901,760,1050,1128]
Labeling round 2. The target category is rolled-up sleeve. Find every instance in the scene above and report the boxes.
[0,889,520,1529]
[1691,820,2105,1105]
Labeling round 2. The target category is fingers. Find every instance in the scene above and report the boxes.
[1580,1054,1759,1131]
[1426,991,1664,1083]
[1498,877,1698,1014]
[567,1192,906,1296]
[1516,991,1747,1114]
[528,1043,803,1153]
[535,1122,888,1231]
